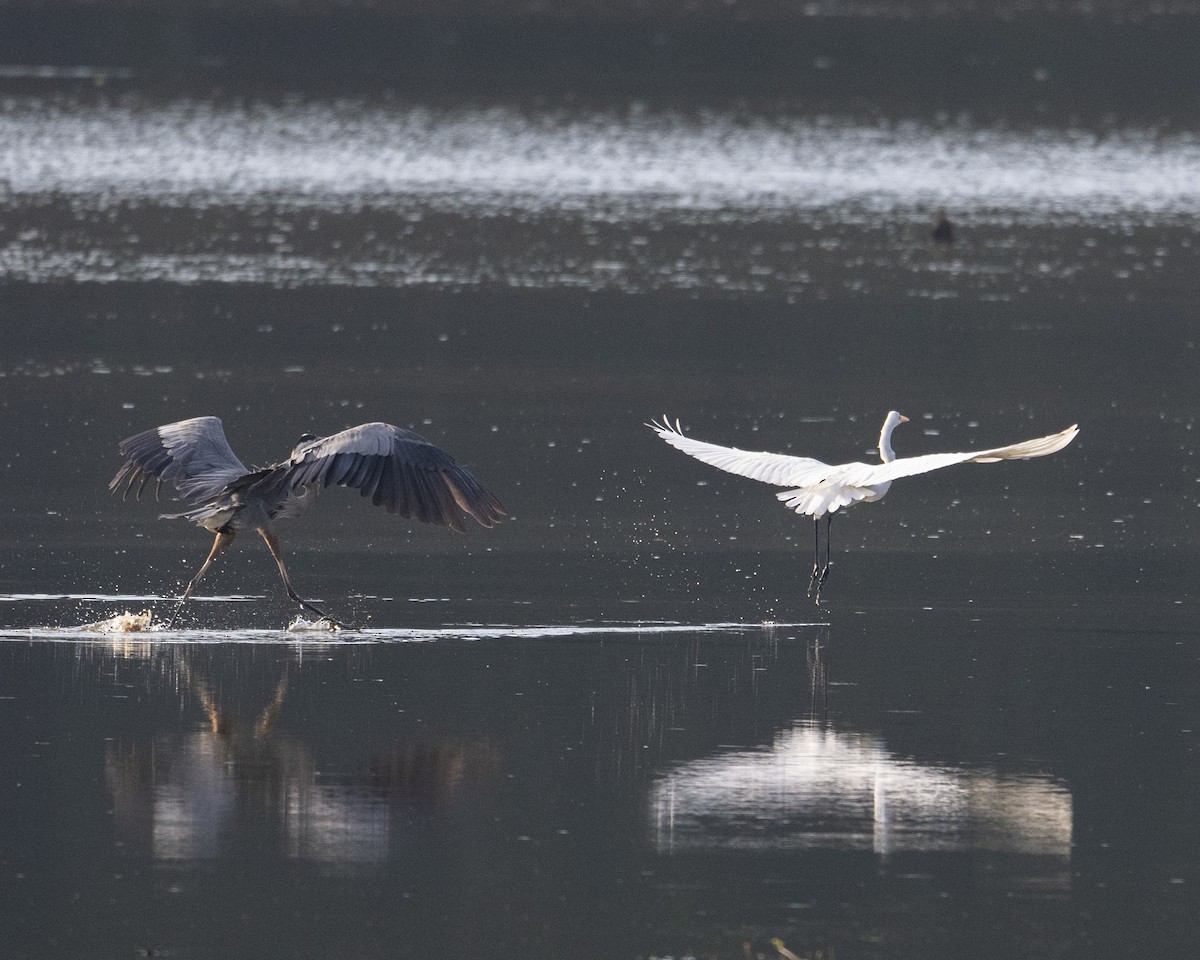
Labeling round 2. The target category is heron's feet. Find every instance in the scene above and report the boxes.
[164,599,189,630]
[813,564,832,605]
[292,595,349,630]
[301,606,348,630]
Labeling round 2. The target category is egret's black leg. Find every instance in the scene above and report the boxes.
[815,515,833,604]
[806,517,821,597]
[167,531,235,629]
[256,527,347,628]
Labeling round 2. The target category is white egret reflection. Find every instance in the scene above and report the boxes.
[650,725,1072,859]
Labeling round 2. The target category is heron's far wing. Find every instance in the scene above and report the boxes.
[648,417,832,487]
[252,422,505,532]
[833,423,1080,487]
[110,416,250,504]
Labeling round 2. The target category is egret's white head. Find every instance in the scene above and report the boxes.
[878,411,910,462]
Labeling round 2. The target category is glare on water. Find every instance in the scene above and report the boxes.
[1,96,1198,299]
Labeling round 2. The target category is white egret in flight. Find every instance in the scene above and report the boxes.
[648,411,1078,603]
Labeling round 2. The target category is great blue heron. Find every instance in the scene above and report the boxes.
[648,411,1078,603]
[111,417,505,627]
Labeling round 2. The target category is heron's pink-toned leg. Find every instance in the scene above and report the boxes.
[167,531,235,629]
[256,527,346,627]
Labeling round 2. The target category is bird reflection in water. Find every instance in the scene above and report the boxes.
[649,720,1072,864]
[806,638,828,725]
[101,646,501,865]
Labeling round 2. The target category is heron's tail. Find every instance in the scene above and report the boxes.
[159,504,228,524]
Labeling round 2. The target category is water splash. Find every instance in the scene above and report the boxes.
[2,620,818,646]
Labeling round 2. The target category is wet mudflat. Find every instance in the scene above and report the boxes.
[2,7,1200,958]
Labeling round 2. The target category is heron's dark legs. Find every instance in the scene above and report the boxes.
[256,527,347,627]
[806,517,821,598]
[167,531,235,629]
[814,515,833,605]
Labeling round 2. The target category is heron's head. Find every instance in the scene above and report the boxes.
[884,410,910,430]
[292,433,319,457]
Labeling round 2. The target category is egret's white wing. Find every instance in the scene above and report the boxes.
[650,416,1079,520]
[647,417,833,487]
[111,416,250,504]
[829,423,1080,488]
[246,422,505,532]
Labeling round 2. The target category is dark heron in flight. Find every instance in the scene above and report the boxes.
[110,417,505,627]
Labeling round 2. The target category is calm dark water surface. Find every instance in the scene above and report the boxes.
[2,10,1200,959]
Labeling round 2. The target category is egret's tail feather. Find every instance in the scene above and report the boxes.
[777,485,871,517]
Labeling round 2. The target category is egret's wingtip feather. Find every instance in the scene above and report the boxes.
[646,415,682,437]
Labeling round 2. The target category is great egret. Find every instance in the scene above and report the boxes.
[111,417,505,627]
[648,411,1078,603]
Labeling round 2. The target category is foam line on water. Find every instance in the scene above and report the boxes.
[0,593,261,602]
[0,621,823,646]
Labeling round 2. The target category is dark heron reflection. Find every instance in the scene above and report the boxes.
[101,642,505,867]
[110,417,505,627]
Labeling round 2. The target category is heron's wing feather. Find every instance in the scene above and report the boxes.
[832,424,1079,487]
[647,417,832,487]
[110,416,250,503]
[250,422,505,531]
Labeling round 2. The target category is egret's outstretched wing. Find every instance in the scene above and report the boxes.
[110,416,250,504]
[826,423,1080,488]
[647,417,833,487]
[246,422,505,532]
[650,416,1079,519]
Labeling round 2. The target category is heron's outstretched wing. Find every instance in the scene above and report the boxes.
[247,422,505,532]
[822,423,1080,488]
[110,416,250,504]
[647,417,833,487]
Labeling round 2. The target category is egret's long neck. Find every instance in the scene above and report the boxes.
[878,419,899,463]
